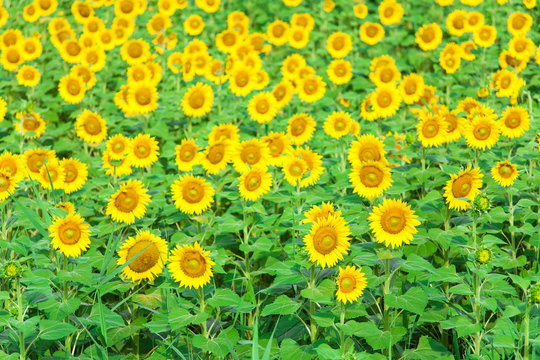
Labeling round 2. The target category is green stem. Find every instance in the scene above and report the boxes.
[472,213,478,249]
[309,266,317,343]
[524,302,531,360]
[63,255,71,355]
[421,147,426,199]
[17,279,25,360]
[339,302,345,346]
[199,287,207,339]
[473,267,482,355]
[508,190,516,272]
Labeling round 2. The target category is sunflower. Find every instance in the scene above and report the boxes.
[82,46,106,72]
[117,231,168,283]
[60,39,84,64]
[1,45,24,72]
[23,4,39,23]
[0,169,16,201]
[326,32,352,59]
[168,242,215,289]
[378,0,404,25]
[491,161,518,188]
[267,20,290,46]
[360,97,379,121]
[303,202,342,224]
[200,141,230,174]
[368,198,420,248]
[494,69,524,99]
[349,161,392,199]
[232,138,270,173]
[102,150,133,177]
[327,59,352,85]
[0,152,25,183]
[415,23,442,51]
[370,86,401,118]
[293,147,324,187]
[443,164,484,210]
[195,0,220,13]
[128,83,158,115]
[461,41,477,61]
[128,133,159,168]
[146,13,171,35]
[58,74,86,104]
[324,111,352,139]
[181,83,213,118]
[107,179,151,224]
[175,139,201,172]
[336,266,368,304]
[282,155,308,186]
[56,201,76,214]
[304,214,351,268]
[183,14,204,36]
[287,113,316,145]
[474,25,496,48]
[121,39,150,65]
[466,12,484,32]
[440,54,461,74]
[49,213,91,258]
[71,64,96,89]
[216,29,239,54]
[14,112,46,139]
[446,10,467,36]
[262,132,291,166]
[507,12,532,36]
[238,167,272,201]
[348,134,387,167]
[23,148,57,177]
[248,92,277,124]
[208,123,239,146]
[171,175,214,215]
[508,36,535,60]
[499,106,530,138]
[499,50,527,73]
[369,64,401,87]
[439,106,466,142]
[416,114,448,148]
[228,65,255,97]
[360,22,385,45]
[297,75,326,103]
[399,73,425,104]
[288,26,310,49]
[16,65,40,87]
[75,110,107,144]
[464,114,500,150]
[106,134,130,160]
[60,158,87,194]
[291,13,314,31]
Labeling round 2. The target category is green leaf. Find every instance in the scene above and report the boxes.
[385,287,427,314]
[39,320,76,340]
[260,295,300,317]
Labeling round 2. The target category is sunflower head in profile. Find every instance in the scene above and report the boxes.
[336,265,368,304]
[106,179,151,224]
[60,158,88,194]
[443,165,483,211]
[349,161,392,200]
[75,109,108,144]
[168,241,215,289]
[491,161,518,188]
[368,198,420,249]
[171,174,215,215]
[498,106,530,139]
[48,213,91,258]
[128,133,160,168]
[0,169,17,201]
[416,114,448,148]
[304,214,351,268]
[117,230,168,283]
[182,82,213,118]
[238,167,272,201]
[303,202,342,224]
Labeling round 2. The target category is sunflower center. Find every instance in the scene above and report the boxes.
[183,182,204,203]
[136,88,152,106]
[128,43,143,58]
[366,25,377,37]
[223,33,235,46]
[60,225,80,245]
[334,119,346,131]
[269,143,279,154]
[340,276,356,293]
[291,118,307,136]
[499,165,513,177]
[182,251,207,277]
[480,29,490,40]
[335,66,346,76]
[127,240,160,273]
[181,149,193,161]
[360,166,383,187]
[242,146,261,165]
[452,174,473,198]
[313,227,338,255]
[135,143,150,158]
[64,165,77,183]
[291,164,303,176]
[272,24,285,37]
[207,144,225,164]
[381,69,393,82]
[113,142,125,153]
[421,29,434,42]
[115,188,139,212]
[245,173,261,191]
[333,36,344,50]
[84,118,101,135]
[235,72,249,87]
[512,16,525,30]
[304,80,317,95]
[381,210,406,234]
[256,100,269,114]
[189,90,205,109]
[474,125,491,140]
[505,113,520,128]
[23,117,39,131]
[405,82,417,95]
[27,153,46,172]
[68,80,81,95]
[423,122,438,138]
[0,176,8,188]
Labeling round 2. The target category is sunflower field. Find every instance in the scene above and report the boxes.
[0,0,539,358]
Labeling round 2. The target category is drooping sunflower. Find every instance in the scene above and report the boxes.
[23,148,57,177]
[360,22,385,45]
[102,150,133,177]
[238,167,272,201]
[248,92,278,124]
[287,113,316,145]
[170,174,214,215]
[175,139,201,172]
[378,0,404,25]
[16,65,40,87]
[106,134,130,160]
[303,202,342,224]
[416,114,448,148]
[60,158,88,194]
[282,155,308,186]
[370,86,401,118]
[304,214,351,268]
[415,23,442,51]
[168,241,215,289]
[48,211,91,259]
[14,112,46,139]
[0,152,25,183]
[464,115,500,150]
[327,59,352,85]
[326,32,352,59]
[349,161,392,200]
[181,82,213,118]
[336,266,368,304]
[348,134,388,167]
[498,106,530,138]
[128,83,158,115]
[491,161,518,188]
[297,75,326,103]
[443,166,483,211]
[0,170,17,201]
[293,146,324,187]
[128,133,160,168]
[368,198,420,249]
[75,110,107,144]
[232,138,270,173]
[58,74,86,104]
[106,179,151,224]
[324,111,352,139]
[117,230,168,283]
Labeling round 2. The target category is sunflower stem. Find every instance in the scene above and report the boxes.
[339,301,345,346]
[472,212,477,249]
[199,287,207,339]
[524,302,531,360]
[508,189,517,274]
[63,255,72,355]
[474,148,479,168]
[420,147,426,199]
[309,266,317,343]
[16,278,25,360]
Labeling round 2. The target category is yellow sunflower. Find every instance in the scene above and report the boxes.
[327,59,352,85]
[498,106,530,138]
[369,64,401,87]
[228,65,255,97]
[58,74,86,104]
[326,32,352,59]
[461,41,478,61]
[201,142,231,174]
[304,214,351,268]
[182,82,213,118]
[272,80,294,109]
[474,25,497,47]
[378,0,404,25]
[175,139,201,172]
[56,201,76,215]
[443,166,483,211]
[508,12,532,36]
[0,152,25,183]
[208,123,240,145]
[348,134,388,167]
[336,266,368,304]
[287,113,316,145]
[439,106,466,142]
[38,161,65,190]
[60,158,88,194]
[121,39,150,65]
[415,23,442,51]
[399,73,425,104]
[170,174,214,215]
[248,92,278,124]
[128,83,158,115]
[297,75,326,103]
[282,155,308,186]
[75,110,107,144]
[360,22,385,45]
[354,4,368,18]
[16,65,40,87]
[293,146,324,187]
[117,231,168,283]
[303,202,342,224]
[288,26,310,49]
[238,167,272,201]
[324,111,352,139]
[464,115,500,150]
[416,114,448,148]
[14,111,46,139]
[368,198,420,249]
[106,179,151,224]
[168,242,215,289]
[0,170,17,201]
[102,150,133,177]
[491,161,518,188]
[262,132,291,166]
[195,0,220,13]
[446,10,467,36]
[106,134,130,160]
[128,133,160,168]
[267,20,290,46]
[1,45,24,72]
[23,148,57,177]
[232,138,270,173]
[370,86,401,118]
[49,213,91,258]
[350,162,392,200]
